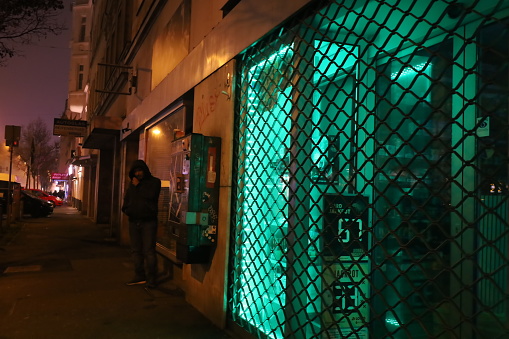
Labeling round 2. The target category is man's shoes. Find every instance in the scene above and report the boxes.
[126,277,146,286]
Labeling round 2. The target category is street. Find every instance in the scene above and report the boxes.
[0,205,233,339]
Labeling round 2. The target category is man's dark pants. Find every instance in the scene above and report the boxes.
[128,219,158,282]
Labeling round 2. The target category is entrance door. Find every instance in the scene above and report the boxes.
[372,39,454,338]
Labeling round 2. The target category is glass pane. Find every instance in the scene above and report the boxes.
[146,109,186,253]
[310,41,370,338]
[232,41,293,339]
[373,41,453,337]
[312,41,357,191]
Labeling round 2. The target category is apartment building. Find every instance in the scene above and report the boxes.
[64,0,509,337]
[60,0,94,215]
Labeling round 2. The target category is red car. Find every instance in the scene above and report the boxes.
[22,189,63,207]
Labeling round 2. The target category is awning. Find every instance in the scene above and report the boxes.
[71,154,97,167]
[82,116,122,150]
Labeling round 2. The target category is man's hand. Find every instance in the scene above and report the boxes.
[132,177,140,186]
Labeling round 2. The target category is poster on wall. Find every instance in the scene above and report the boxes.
[323,260,370,338]
[323,194,369,260]
[322,194,370,338]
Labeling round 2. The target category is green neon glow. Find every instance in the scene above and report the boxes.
[236,42,293,339]
[313,41,358,83]
[385,317,401,327]
[249,44,293,74]
[311,40,358,188]
[390,61,430,80]
[237,36,366,339]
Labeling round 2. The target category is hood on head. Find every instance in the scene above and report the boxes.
[129,160,152,179]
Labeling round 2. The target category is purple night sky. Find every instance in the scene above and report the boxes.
[0,1,72,141]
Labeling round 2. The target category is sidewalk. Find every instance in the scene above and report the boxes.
[0,206,233,339]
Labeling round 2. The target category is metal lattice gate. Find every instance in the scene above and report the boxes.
[228,0,509,338]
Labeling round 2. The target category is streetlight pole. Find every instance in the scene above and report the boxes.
[4,125,20,226]
[6,145,13,226]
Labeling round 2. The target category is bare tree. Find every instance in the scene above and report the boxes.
[15,117,59,190]
[0,0,65,65]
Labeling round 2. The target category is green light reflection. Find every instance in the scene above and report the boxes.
[236,43,293,339]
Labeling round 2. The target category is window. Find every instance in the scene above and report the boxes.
[79,17,86,42]
[77,64,84,90]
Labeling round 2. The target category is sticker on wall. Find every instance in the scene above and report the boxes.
[206,147,217,187]
[323,260,370,338]
[476,116,490,137]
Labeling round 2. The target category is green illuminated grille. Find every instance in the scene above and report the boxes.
[229,1,509,338]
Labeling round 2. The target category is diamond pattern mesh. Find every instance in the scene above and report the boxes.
[228,1,509,338]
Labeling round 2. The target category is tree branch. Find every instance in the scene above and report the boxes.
[0,0,65,65]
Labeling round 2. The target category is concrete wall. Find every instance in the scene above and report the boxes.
[122,0,312,134]
[180,61,235,326]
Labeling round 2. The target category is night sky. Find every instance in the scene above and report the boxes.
[0,1,72,141]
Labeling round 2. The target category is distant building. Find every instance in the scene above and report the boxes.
[61,0,509,338]
[60,0,93,211]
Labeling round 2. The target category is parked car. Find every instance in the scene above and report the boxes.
[22,189,63,207]
[21,190,54,217]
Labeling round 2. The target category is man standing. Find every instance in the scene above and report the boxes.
[122,160,161,288]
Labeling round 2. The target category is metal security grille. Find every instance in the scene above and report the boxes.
[228,1,509,338]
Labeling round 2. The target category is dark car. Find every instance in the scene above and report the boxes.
[21,190,54,217]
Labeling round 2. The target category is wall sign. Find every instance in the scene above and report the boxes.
[323,194,369,259]
[53,119,87,137]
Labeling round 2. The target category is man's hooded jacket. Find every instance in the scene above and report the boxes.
[122,160,161,221]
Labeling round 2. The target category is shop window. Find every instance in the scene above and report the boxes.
[230,1,509,338]
[146,107,187,254]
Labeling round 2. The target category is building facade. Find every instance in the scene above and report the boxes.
[60,0,94,214]
[64,0,509,337]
